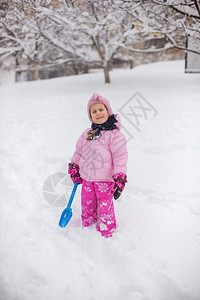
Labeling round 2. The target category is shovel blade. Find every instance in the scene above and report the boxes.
[59,207,72,228]
[58,181,78,228]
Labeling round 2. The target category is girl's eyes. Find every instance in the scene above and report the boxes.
[92,108,104,114]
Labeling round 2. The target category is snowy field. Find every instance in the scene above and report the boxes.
[0,60,200,300]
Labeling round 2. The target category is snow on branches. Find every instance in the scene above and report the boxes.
[0,0,200,82]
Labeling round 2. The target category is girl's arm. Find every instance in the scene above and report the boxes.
[110,131,128,199]
[71,130,86,165]
[109,131,128,176]
[68,130,86,184]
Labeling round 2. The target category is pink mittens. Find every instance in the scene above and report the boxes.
[112,172,127,200]
[68,163,82,184]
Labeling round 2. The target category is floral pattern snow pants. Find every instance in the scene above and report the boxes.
[81,179,116,237]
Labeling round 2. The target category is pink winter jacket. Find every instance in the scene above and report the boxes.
[71,114,128,182]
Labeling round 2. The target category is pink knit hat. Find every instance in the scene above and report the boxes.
[87,93,113,122]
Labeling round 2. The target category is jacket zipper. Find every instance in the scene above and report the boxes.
[88,139,96,181]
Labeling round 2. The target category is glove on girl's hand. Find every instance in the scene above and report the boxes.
[68,163,82,184]
[111,173,127,200]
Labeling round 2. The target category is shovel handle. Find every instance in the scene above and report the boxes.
[67,181,79,209]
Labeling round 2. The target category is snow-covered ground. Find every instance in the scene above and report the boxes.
[0,60,200,300]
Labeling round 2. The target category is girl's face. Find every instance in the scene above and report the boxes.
[90,103,108,124]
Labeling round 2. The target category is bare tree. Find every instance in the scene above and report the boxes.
[0,1,44,79]
[31,0,151,83]
[140,0,200,55]
[1,0,199,83]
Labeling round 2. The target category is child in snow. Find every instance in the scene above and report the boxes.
[68,93,128,237]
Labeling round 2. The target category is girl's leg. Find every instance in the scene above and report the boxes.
[94,181,116,237]
[81,179,97,227]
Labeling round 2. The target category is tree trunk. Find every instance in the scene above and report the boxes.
[103,65,110,84]
[33,42,39,80]
[33,68,39,81]
[33,61,39,80]
[15,54,19,82]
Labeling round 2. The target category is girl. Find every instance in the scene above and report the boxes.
[68,93,128,237]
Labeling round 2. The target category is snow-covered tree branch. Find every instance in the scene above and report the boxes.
[0,0,199,83]
[141,0,200,55]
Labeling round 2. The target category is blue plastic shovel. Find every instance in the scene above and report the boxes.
[59,181,79,228]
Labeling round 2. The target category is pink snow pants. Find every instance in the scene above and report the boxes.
[81,179,116,237]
